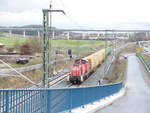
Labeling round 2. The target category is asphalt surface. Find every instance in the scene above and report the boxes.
[96,55,150,113]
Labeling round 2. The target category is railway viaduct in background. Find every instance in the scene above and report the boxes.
[0,28,150,39]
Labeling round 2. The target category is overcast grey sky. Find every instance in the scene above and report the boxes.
[0,0,150,29]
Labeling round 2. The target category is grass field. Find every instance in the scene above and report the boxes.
[0,69,43,89]
[0,37,105,57]
[142,54,150,67]
[9,57,42,68]
[137,53,150,71]
[107,58,127,83]
[0,37,106,67]
[51,40,105,47]
[0,37,26,47]
[0,37,104,47]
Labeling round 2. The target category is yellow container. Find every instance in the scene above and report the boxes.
[83,49,106,70]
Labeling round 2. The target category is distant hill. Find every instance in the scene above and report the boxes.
[0,25,61,36]
[9,25,57,30]
[21,25,43,28]
[0,26,5,28]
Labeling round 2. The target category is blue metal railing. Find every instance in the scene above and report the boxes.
[0,83,123,113]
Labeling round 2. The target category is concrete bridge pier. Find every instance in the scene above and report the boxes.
[9,30,12,36]
[67,32,70,40]
[97,33,100,39]
[38,31,40,38]
[52,31,55,39]
[23,30,26,37]
[146,32,149,37]
[127,33,130,38]
[82,33,86,39]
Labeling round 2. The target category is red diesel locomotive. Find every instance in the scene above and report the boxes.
[68,49,109,84]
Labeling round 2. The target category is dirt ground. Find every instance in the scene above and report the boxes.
[0,69,42,89]
[105,58,127,83]
[0,59,74,89]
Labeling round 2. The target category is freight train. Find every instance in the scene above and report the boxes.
[68,48,111,84]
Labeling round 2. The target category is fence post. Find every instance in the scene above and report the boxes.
[69,89,72,113]
[82,88,85,108]
[47,91,51,113]
[91,88,93,104]
[6,91,9,113]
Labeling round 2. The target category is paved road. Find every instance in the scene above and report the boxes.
[96,55,150,113]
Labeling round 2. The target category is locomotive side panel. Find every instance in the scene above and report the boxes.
[83,49,106,70]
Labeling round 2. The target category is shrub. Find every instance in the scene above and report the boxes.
[26,37,42,53]
[14,42,21,52]
[18,37,42,55]
[7,48,14,52]
[20,43,33,55]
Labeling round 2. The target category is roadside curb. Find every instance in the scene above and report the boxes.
[71,84,127,113]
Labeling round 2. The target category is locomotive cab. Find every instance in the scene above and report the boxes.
[68,59,90,83]
[68,48,109,84]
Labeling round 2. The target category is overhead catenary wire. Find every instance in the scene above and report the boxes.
[59,0,101,56]
[48,0,96,30]
[50,0,52,6]
[51,0,87,29]
[0,59,39,87]
[64,14,84,29]
[49,1,100,53]
[59,0,65,9]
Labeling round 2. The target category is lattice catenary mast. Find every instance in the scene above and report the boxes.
[42,2,65,88]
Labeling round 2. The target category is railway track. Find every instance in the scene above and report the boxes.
[0,57,74,77]
[50,54,114,88]
[28,69,70,88]
[49,73,68,87]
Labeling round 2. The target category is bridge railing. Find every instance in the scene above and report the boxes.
[0,82,123,113]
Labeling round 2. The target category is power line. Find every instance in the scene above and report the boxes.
[56,0,86,29]
[50,0,95,30]
[0,59,39,87]
[65,14,85,29]
[50,0,52,6]
[59,0,65,9]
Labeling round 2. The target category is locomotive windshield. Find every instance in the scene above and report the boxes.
[74,59,87,65]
